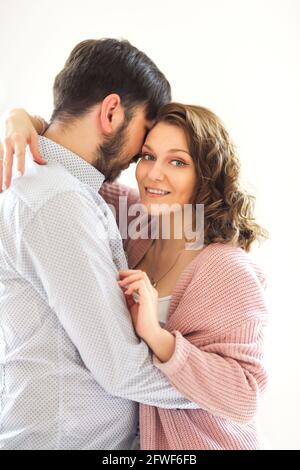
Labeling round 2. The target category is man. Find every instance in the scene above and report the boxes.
[0,38,198,450]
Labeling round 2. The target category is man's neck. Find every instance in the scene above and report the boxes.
[44,120,99,168]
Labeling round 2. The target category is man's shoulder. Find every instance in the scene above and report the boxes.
[0,161,107,258]
[1,160,87,214]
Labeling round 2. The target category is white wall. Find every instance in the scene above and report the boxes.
[1,0,299,449]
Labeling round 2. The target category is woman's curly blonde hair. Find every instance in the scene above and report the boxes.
[156,103,268,252]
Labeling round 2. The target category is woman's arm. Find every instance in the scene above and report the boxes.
[152,252,269,425]
[118,269,176,363]
[0,108,47,191]
[120,249,269,424]
[153,321,268,424]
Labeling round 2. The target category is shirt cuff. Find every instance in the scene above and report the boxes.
[153,330,192,377]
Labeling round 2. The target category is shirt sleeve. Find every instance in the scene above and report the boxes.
[16,190,200,410]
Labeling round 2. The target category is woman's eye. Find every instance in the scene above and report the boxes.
[170,160,187,167]
[141,153,155,161]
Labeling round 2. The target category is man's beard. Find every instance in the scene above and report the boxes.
[94,117,131,182]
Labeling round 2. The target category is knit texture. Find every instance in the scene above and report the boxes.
[100,182,269,450]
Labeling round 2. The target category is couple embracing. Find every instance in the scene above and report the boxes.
[0,38,268,450]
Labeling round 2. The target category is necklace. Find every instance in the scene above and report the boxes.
[149,248,184,288]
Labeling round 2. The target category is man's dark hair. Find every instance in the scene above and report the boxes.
[51,38,171,123]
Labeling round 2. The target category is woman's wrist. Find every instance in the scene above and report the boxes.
[144,327,176,363]
[1,108,41,135]
[5,109,48,135]
[1,107,28,127]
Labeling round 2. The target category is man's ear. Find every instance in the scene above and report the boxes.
[98,94,125,135]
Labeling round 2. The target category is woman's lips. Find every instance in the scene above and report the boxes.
[144,187,171,198]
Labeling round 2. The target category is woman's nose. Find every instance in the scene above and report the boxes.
[147,162,164,181]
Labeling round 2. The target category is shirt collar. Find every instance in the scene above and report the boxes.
[38,135,105,193]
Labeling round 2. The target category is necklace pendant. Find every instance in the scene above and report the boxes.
[151,279,157,288]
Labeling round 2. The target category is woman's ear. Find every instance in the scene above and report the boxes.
[98,94,125,135]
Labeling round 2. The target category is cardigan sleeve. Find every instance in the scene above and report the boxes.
[153,248,269,424]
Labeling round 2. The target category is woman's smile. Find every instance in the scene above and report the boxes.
[144,186,171,197]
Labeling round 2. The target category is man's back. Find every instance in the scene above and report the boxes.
[0,143,137,449]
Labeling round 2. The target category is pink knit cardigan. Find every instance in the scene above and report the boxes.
[100,182,269,450]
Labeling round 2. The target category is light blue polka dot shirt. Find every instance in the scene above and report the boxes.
[0,136,198,450]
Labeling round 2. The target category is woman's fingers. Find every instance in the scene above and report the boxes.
[118,272,146,287]
[119,269,142,277]
[3,140,14,189]
[119,269,153,290]
[0,133,47,191]
[14,139,26,176]
[0,143,3,192]
[123,280,148,297]
[5,134,27,186]
[124,293,137,310]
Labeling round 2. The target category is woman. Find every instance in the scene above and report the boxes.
[0,103,269,449]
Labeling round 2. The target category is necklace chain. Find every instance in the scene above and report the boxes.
[150,248,184,288]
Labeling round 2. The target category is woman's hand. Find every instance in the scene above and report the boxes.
[118,269,176,363]
[118,269,160,341]
[0,108,47,192]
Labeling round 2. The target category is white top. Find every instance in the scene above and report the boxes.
[132,294,172,326]
[158,296,172,326]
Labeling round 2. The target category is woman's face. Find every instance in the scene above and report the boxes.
[135,122,197,214]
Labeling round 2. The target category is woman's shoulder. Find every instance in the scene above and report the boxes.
[171,242,269,335]
[192,242,267,289]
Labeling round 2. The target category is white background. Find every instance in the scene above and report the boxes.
[1,0,299,449]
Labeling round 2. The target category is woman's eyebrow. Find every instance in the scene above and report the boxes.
[168,148,190,155]
[142,144,190,156]
[142,143,153,150]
